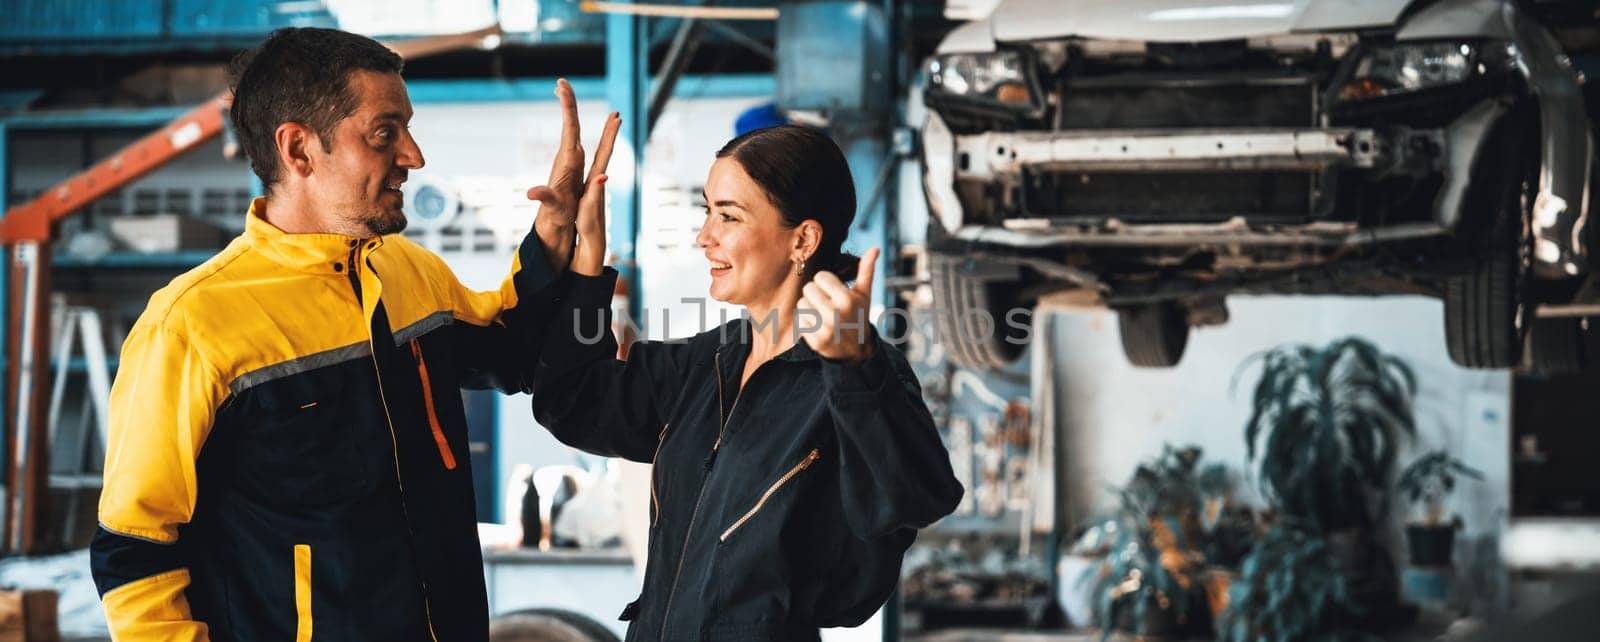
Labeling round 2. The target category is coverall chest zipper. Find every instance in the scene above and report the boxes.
[650,423,670,527]
[348,249,440,641]
[657,351,757,640]
[719,448,820,542]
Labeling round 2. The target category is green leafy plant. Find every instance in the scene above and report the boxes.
[1194,463,1257,569]
[1137,445,1206,522]
[1085,445,1210,639]
[1239,337,1417,533]
[1197,463,1233,531]
[1090,501,1190,638]
[1218,525,1376,642]
[1397,450,1484,525]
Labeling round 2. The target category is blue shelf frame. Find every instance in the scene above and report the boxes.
[1,120,9,430]
[0,75,775,128]
[406,75,773,105]
[51,251,217,270]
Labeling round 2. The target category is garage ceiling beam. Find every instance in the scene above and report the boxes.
[701,19,776,63]
[646,9,709,136]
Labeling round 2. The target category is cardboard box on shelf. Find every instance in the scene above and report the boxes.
[0,589,59,642]
[107,214,226,254]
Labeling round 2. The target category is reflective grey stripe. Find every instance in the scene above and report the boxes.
[226,311,456,394]
[98,522,177,546]
[229,342,371,396]
[392,310,455,346]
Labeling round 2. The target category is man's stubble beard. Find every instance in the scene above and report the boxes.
[361,205,408,236]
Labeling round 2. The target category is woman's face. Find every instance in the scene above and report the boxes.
[697,157,801,307]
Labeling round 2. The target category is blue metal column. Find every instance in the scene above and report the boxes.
[0,121,9,438]
[775,0,894,309]
[607,6,648,317]
[841,130,891,306]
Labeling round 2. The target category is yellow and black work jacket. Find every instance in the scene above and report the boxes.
[91,200,564,641]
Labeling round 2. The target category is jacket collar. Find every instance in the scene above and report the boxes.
[780,332,820,362]
[716,317,820,364]
[244,197,375,272]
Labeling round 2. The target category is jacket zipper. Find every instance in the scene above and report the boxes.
[409,339,456,470]
[719,448,820,542]
[350,247,440,641]
[650,423,670,527]
[658,352,741,640]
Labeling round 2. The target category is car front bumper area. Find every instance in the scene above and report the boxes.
[956,127,1383,178]
[921,110,1445,248]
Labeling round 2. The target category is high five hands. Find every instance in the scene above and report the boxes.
[526,78,621,275]
[524,78,875,363]
[798,248,880,365]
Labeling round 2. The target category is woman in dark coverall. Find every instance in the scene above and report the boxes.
[533,124,964,641]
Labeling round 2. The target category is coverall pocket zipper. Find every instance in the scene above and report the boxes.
[719,448,821,542]
[409,339,456,470]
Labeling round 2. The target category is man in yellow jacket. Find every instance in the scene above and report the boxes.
[90,27,617,641]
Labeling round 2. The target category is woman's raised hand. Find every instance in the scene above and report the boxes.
[523,78,620,276]
[798,248,880,364]
[572,112,621,276]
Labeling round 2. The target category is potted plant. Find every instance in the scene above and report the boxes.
[1193,463,1257,622]
[1396,450,1484,567]
[1237,337,1418,629]
[1217,524,1368,642]
[1197,463,1232,532]
[1195,463,1257,565]
[1084,445,1212,639]
[1239,337,1417,533]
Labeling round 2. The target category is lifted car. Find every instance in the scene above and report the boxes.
[919,0,1599,371]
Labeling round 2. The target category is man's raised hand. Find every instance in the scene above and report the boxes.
[527,78,595,270]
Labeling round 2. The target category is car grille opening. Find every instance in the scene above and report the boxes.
[1056,76,1318,130]
[1022,170,1316,222]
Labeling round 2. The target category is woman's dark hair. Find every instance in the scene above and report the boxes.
[227,28,404,194]
[716,125,860,281]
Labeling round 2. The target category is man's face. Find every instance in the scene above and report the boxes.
[308,69,424,237]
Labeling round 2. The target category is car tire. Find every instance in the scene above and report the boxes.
[1444,112,1536,370]
[1526,316,1585,376]
[1444,251,1520,369]
[930,256,1030,370]
[1117,303,1189,367]
[489,609,621,642]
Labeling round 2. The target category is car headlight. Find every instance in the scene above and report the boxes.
[927,51,1039,111]
[1338,42,1483,101]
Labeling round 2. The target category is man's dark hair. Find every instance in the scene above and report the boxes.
[716,125,861,280]
[227,27,403,193]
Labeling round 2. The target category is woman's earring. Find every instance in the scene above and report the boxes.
[795,260,806,276]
